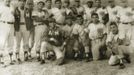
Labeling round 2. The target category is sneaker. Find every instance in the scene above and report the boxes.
[119,64,125,69]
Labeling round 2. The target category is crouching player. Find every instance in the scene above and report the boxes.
[40,18,66,65]
[84,13,107,61]
[107,22,132,69]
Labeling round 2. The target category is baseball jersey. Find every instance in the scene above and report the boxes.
[117,6,133,23]
[83,5,94,21]
[18,7,25,23]
[106,6,121,22]
[94,7,108,22]
[72,23,84,35]
[85,22,106,40]
[61,24,73,38]
[106,32,119,44]
[32,10,48,25]
[46,27,64,46]
[51,7,65,24]
[0,5,15,22]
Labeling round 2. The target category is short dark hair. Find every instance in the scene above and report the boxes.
[37,1,45,6]
[110,22,118,27]
[76,15,83,19]
[46,0,52,2]
[91,13,99,18]
[55,0,62,3]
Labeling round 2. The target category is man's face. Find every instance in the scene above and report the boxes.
[37,2,44,10]
[19,1,25,8]
[87,2,93,8]
[46,1,52,8]
[92,15,99,23]
[63,2,69,7]
[49,22,55,29]
[66,19,72,25]
[108,1,115,7]
[120,1,128,7]
[75,1,80,7]
[95,1,101,7]
[4,0,11,6]
[111,25,118,34]
[76,17,83,25]
[55,1,62,8]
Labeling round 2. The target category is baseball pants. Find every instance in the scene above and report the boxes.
[0,23,14,55]
[41,41,65,59]
[15,25,30,53]
[33,25,47,53]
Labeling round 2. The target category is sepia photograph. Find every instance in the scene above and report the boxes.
[0,0,134,75]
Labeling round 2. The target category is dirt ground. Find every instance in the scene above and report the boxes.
[0,54,134,75]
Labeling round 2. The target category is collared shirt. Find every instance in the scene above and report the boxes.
[75,6,84,15]
[62,24,73,37]
[83,5,94,20]
[94,7,108,22]
[32,10,48,25]
[117,6,133,23]
[85,22,106,40]
[51,7,65,24]
[106,32,119,44]
[72,23,84,35]
[43,7,52,17]
[18,7,25,23]
[0,5,15,22]
[106,6,121,22]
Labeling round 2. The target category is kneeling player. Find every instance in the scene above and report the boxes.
[40,18,66,65]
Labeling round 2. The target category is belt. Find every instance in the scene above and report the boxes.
[0,21,14,24]
[34,23,44,26]
[122,22,130,24]
[20,22,25,25]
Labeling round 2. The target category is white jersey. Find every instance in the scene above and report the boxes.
[83,5,94,21]
[51,7,65,24]
[0,5,15,22]
[117,6,133,23]
[106,6,121,22]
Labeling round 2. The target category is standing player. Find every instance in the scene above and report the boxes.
[43,0,52,17]
[51,0,65,26]
[117,0,133,42]
[106,0,121,33]
[63,0,74,19]
[84,13,107,61]
[32,1,49,61]
[14,0,31,62]
[40,18,66,65]
[0,0,15,64]
[71,15,85,60]
[25,0,34,59]
[83,0,94,24]
[94,0,108,24]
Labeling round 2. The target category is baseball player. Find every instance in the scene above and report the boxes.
[106,22,132,69]
[117,0,133,42]
[94,0,108,24]
[14,0,30,62]
[83,0,94,24]
[40,18,66,65]
[51,0,65,26]
[84,13,107,61]
[25,0,34,59]
[63,0,74,19]
[71,15,85,60]
[61,16,74,59]
[0,0,15,65]
[32,1,49,61]
[106,0,121,34]
[43,0,52,18]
